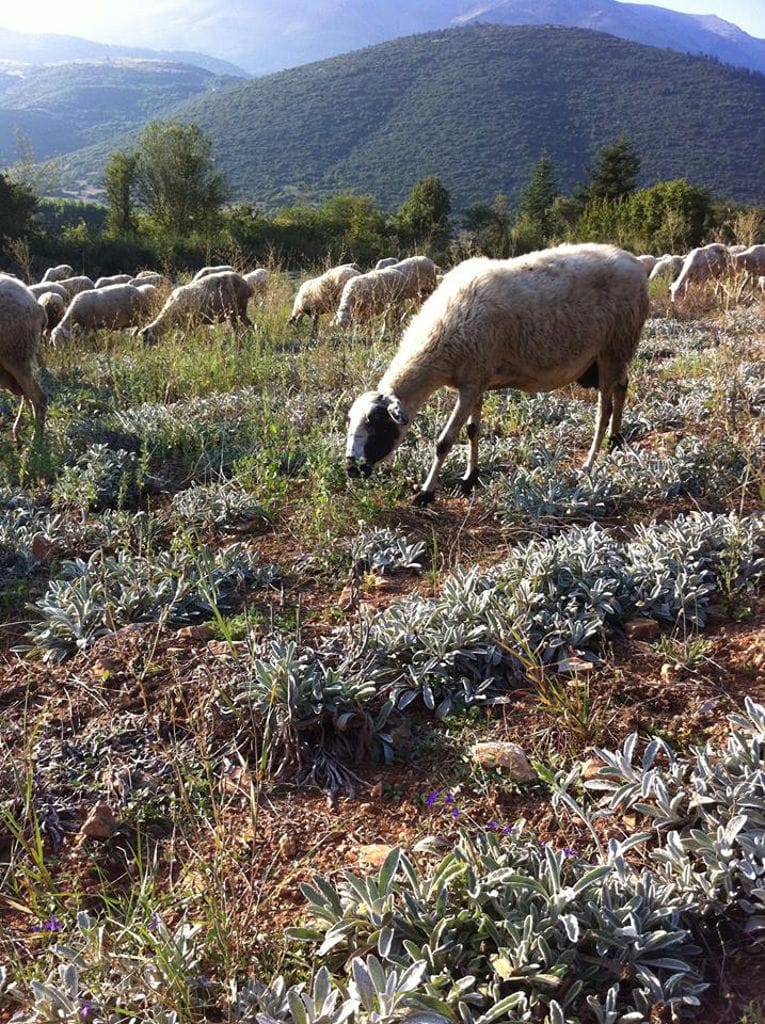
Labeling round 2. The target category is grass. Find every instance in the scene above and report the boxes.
[0,271,763,1021]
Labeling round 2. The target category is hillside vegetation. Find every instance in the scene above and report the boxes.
[51,25,765,211]
[0,59,244,163]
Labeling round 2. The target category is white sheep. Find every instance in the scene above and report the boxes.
[40,264,74,283]
[731,244,765,282]
[95,273,133,288]
[138,271,253,345]
[192,264,236,281]
[345,243,649,504]
[243,268,270,307]
[648,254,684,283]
[0,274,47,441]
[50,284,151,345]
[38,291,66,332]
[28,281,69,303]
[56,276,96,301]
[669,243,731,302]
[375,257,399,270]
[636,254,657,274]
[128,272,171,290]
[289,264,361,339]
[332,256,438,333]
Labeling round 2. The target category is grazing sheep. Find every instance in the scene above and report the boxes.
[375,257,399,270]
[669,243,731,302]
[244,268,270,307]
[128,272,171,290]
[0,274,47,441]
[50,284,150,345]
[95,273,133,288]
[40,264,74,283]
[56,276,96,301]
[345,243,649,504]
[636,254,657,274]
[332,256,438,333]
[289,264,361,339]
[648,254,684,283]
[731,244,765,282]
[38,291,66,332]
[192,264,236,281]
[27,281,69,303]
[138,271,253,345]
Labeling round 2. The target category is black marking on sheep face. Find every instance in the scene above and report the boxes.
[346,392,408,477]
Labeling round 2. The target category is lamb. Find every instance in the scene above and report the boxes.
[332,256,438,332]
[40,264,74,283]
[138,271,253,345]
[669,243,731,302]
[648,254,684,283]
[192,264,236,281]
[244,268,270,307]
[50,284,151,345]
[345,243,649,504]
[38,291,66,332]
[56,276,96,301]
[0,275,47,442]
[95,273,133,288]
[289,264,361,339]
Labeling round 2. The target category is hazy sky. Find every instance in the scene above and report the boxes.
[0,0,763,63]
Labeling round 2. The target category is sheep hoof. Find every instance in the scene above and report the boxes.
[459,470,479,494]
[412,489,436,507]
[608,432,625,452]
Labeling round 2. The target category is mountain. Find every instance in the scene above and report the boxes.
[0,59,244,164]
[51,25,765,211]
[0,27,248,77]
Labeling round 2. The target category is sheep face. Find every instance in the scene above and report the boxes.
[345,391,409,477]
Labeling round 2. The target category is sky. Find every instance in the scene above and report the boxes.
[0,0,763,65]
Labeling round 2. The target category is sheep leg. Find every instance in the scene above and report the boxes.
[415,389,478,504]
[459,396,484,494]
[607,376,629,451]
[9,370,46,443]
[582,381,615,471]
[310,314,319,342]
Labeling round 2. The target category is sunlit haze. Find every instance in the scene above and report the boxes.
[0,0,763,68]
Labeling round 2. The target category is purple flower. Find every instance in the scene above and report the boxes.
[501,825,514,836]
[451,807,460,819]
[32,915,63,933]
[486,820,499,831]
[426,790,439,808]
[445,793,454,806]
[563,847,578,859]
[149,912,160,931]
[81,1003,93,1019]
[198,976,211,988]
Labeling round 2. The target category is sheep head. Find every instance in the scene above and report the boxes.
[345,391,410,478]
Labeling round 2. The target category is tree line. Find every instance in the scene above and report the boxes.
[1,121,762,280]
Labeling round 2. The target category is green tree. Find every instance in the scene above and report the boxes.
[580,136,641,205]
[132,121,226,238]
[462,194,512,257]
[516,154,560,249]
[0,172,37,244]
[104,151,139,236]
[394,176,451,257]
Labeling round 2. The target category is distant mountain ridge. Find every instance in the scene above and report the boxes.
[50,25,765,211]
[0,27,249,77]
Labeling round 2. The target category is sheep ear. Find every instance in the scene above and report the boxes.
[386,396,409,425]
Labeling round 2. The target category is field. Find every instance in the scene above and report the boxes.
[1,271,764,1023]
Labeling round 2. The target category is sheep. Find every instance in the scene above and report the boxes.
[56,276,96,301]
[27,281,69,303]
[38,291,66,332]
[50,284,151,345]
[648,254,684,283]
[375,257,399,270]
[345,243,649,504]
[0,274,47,442]
[128,272,171,290]
[731,244,765,282]
[636,254,657,274]
[669,243,731,302]
[192,264,236,281]
[95,273,133,288]
[138,271,253,345]
[243,268,270,307]
[332,256,438,333]
[289,264,361,339]
[40,264,74,283]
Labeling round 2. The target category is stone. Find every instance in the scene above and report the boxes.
[471,741,537,781]
[278,834,297,859]
[357,843,395,869]
[177,624,214,640]
[80,803,117,839]
[624,618,660,641]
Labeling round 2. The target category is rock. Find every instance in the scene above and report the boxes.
[624,618,660,641]
[472,742,537,782]
[207,640,246,657]
[177,624,214,640]
[660,662,679,683]
[80,803,117,839]
[357,843,395,869]
[30,532,53,561]
[369,781,384,800]
[278,834,297,859]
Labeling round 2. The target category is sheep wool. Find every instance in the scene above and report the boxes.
[0,274,47,441]
[138,271,253,344]
[346,243,649,503]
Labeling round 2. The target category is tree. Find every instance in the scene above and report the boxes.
[580,136,641,205]
[462,194,512,257]
[516,154,559,248]
[394,176,451,257]
[0,172,37,244]
[132,121,226,238]
[104,151,138,236]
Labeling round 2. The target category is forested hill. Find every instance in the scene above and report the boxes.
[54,25,765,210]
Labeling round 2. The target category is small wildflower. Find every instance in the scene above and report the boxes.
[426,790,439,808]
[563,847,577,858]
[451,807,460,819]
[198,976,211,988]
[32,915,63,933]
[486,820,498,831]
[81,1003,93,1019]
[501,824,514,836]
[149,912,160,931]
[445,793,454,806]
